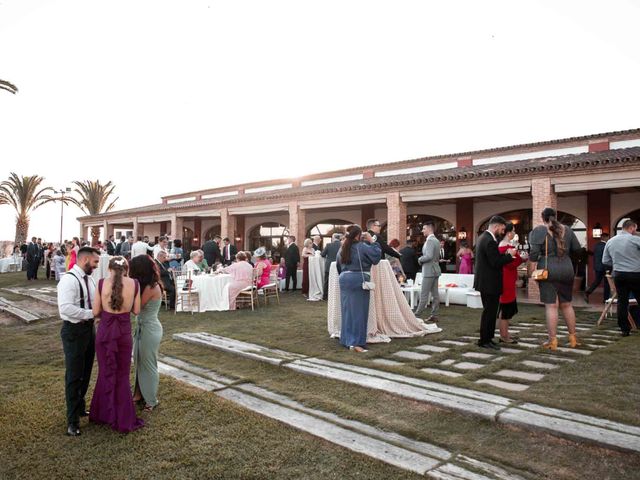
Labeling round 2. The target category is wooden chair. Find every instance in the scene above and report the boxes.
[258,269,280,306]
[598,274,637,329]
[160,289,169,311]
[173,269,200,315]
[237,270,259,311]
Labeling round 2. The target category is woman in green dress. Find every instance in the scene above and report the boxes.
[129,255,163,411]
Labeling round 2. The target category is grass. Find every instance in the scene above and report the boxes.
[1,270,640,479]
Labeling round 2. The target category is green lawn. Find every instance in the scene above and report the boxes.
[1,271,640,480]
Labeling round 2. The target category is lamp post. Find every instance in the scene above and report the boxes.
[54,188,72,245]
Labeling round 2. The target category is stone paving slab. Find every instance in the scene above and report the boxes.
[453,362,485,371]
[494,369,545,382]
[392,350,431,361]
[555,347,592,355]
[372,359,405,367]
[439,340,467,346]
[439,359,456,366]
[415,345,449,353]
[422,368,463,378]
[534,355,576,363]
[497,347,522,354]
[476,379,530,392]
[461,352,494,360]
[520,360,559,370]
[0,297,42,323]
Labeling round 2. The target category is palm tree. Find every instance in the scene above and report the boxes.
[0,79,18,94]
[67,180,118,245]
[0,173,55,245]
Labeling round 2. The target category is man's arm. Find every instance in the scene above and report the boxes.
[320,244,329,258]
[418,240,436,265]
[602,243,612,267]
[485,240,513,269]
[57,276,93,321]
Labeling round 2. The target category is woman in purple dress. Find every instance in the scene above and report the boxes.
[90,256,144,433]
[456,240,474,274]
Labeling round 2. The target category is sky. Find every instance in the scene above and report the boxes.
[0,0,639,243]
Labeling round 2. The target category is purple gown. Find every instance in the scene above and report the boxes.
[90,279,144,433]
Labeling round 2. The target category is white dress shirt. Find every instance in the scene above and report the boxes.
[57,265,96,323]
[184,260,201,272]
[131,241,151,258]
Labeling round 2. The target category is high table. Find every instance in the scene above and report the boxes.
[307,255,325,301]
[91,254,111,282]
[182,273,233,312]
[327,259,439,343]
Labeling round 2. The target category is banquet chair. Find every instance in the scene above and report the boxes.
[258,270,280,306]
[173,270,200,315]
[598,274,637,328]
[237,270,259,311]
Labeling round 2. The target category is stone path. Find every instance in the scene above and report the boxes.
[173,332,640,453]
[158,354,528,479]
[0,297,47,323]
[3,286,58,305]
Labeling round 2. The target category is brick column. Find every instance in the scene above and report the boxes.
[132,217,139,239]
[79,223,85,240]
[361,205,375,229]
[528,178,557,299]
[194,218,202,245]
[170,215,184,241]
[220,208,237,243]
[386,192,407,243]
[586,190,610,287]
[455,198,474,250]
[288,201,306,244]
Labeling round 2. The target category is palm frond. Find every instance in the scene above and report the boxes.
[0,79,18,94]
[70,179,118,215]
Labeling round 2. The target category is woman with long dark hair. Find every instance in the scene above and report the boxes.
[90,256,144,433]
[336,224,382,352]
[529,207,582,350]
[129,255,163,411]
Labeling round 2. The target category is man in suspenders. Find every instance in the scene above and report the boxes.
[57,247,100,436]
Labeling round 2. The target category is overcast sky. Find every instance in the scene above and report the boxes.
[0,0,638,243]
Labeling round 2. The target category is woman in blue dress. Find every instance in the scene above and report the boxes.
[336,224,382,352]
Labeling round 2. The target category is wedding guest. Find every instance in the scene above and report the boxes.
[155,251,175,309]
[203,235,222,266]
[399,240,420,281]
[438,240,451,273]
[320,233,342,300]
[336,225,381,352]
[312,235,322,251]
[45,243,55,280]
[90,256,144,433]
[301,238,315,296]
[284,236,300,292]
[221,252,254,309]
[57,247,100,436]
[35,238,44,279]
[131,236,151,258]
[277,258,287,281]
[106,235,117,256]
[457,240,474,274]
[53,250,66,281]
[474,216,515,350]
[197,249,209,271]
[26,237,39,280]
[169,239,184,270]
[584,233,611,303]
[415,222,441,323]
[498,223,525,344]
[254,247,273,289]
[222,237,237,266]
[120,236,133,259]
[184,250,203,272]
[529,207,582,350]
[367,219,401,259]
[602,219,640,336]
[129,255,163,411]
[152,235,170,259]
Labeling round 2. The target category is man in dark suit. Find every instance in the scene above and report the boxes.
[312,235,322,252]
[284,235,300,292]
[26,237,40,280]
[473,215,515,350]
[367,219,401,259]
[155,251,175,309]
[202,235,222,266]
[221,237,237,266]
[399,240,420,281]
[320,233,342,300]
[584,233,611,302]
[106,235,117,256]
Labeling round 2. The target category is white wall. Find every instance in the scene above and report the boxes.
[473,199,530,233]
[407,203,456,225]
[611,191,640,229]
[557,195,587,223]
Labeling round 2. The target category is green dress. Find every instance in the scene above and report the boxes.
[133,298,163,407]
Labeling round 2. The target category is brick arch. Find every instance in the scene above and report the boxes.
[614,208,640,235]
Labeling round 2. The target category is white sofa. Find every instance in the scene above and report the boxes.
[438,273,476,306]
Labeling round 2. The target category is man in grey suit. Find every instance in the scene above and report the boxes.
[414,221,441,323]
[320,233,342,300]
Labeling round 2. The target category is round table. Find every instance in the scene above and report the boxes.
[189,273,233,312]
[91,254,111,282]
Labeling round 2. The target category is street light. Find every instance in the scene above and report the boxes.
[54,188,72,244]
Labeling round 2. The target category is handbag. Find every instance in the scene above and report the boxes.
[531,236,549,281]
[357,247,375,291]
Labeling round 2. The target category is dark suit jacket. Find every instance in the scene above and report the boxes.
[368,230,401,259]
[320,240,341,273]
[473,231,513,295]
[593,241,609,272]
[26,242,39,263]
[202,240,221,266]
[155,259,175,293]
[399,246,419,275]
[222,244,238,263]
[284,243,300,267]
[312,243,321,251]
[106,241,116,256]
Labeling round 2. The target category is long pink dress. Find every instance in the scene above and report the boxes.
[459,253,473,274]
[255,259,273,289]
[223,261,254,309]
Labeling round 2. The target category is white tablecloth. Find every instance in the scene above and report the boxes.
[279,270,304,291]
[91,255,111,282]
[0,256,22,273]
[185,273,233,312]
[307,255,325,301]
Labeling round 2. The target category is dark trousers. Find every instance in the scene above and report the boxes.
[405,271,417,281]
[26,260,38,280]
[613,272,640,334]
[323,271,330,300]
[586,270,611,300]
[45,259,51,280]
[285,264,297,291]
[60,321,95,427]
[479,293,500,344]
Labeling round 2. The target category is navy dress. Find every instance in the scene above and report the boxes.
[336,241,382,348]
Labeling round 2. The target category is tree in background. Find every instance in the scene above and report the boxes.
[0,173,55,245]
[0,79,18,94]
[67,180,118,245]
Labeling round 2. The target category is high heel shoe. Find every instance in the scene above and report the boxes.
[542,337,558,351]
[567,334,581,348]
